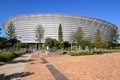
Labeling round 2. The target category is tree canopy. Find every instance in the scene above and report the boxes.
[44,38,60,49]
[110,27,119,43]
[58,24,63,42]
[70,27,84,49]
[35,24,44,43]
[6,22,16,39]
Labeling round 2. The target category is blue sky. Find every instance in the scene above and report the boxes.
[0,0,120,37]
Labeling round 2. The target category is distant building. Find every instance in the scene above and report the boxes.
[3,14,117,43]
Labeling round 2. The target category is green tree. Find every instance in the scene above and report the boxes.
[83,37,95,53]
[53,39,60,49]
[0,37,12,50]
[63,41,71,50]
[44,38,54,49]
[6,22,16,39]
[58,24,63,42]
[110,27,118,43]
[70,27,83,50]
[94,29,110,51]
[58,24,63,48]
[94,29,102,48]
[44,38,60,50]
[100,39,109,50]
[35,24,44,50]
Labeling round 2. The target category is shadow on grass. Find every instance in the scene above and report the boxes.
[0,72,34,80]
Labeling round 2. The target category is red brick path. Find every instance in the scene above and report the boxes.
[22,52,120,80]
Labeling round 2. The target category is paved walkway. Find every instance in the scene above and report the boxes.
[22,52,120,80]
[22,52,69,80]
[40,57,68,80]
[0,53,32,80]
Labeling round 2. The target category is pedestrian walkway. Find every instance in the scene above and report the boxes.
[40,57,68,80]
[22,53,55,80]
[22,52,68,80]
[0,53,32,80]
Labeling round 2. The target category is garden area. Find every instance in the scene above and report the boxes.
[0,22,120,62]
[0,37,32,62]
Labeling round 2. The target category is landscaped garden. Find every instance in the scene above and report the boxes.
[0,21,120,62]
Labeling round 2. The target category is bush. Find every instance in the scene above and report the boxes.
[67,51,92,56]
[26,50,32,53]
[0,52,15,62]
[62,51,67,54]
[93,50,113,54]
[13,50,24,57]
[72,46,77,50]
[93,51,103,54]
[0,50,24,62]
[67,50,113,56]
[104,50,113,53]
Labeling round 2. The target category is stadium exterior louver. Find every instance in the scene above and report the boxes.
[3,14,117,43]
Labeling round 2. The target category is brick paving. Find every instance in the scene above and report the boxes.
[22,52,120,80]
[45,53,120,80]
[22,53,55,80]
[21,52,120,80]
[40,57,68,80]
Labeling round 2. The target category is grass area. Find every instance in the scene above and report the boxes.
[0,50,24,62]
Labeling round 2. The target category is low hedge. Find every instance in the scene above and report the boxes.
[0,50,24,62]
[0,52,15,62]
[66,50,113,56]
[13,50,24,57]
[67,51,92,56]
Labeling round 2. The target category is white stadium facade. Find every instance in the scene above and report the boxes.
[3,14,117,43]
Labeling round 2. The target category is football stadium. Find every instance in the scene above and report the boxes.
[3,14,117,43]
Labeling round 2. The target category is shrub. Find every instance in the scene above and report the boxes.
[93,51,103,54]
[13,50,24,57]
[0,52,15,62]
[67,51,92,56]
[62,51,67,54]
[72,46,77,50]
[104,50,113,53]
[0,50,24,62]
[26,50,32,53]
[93,50,112,54]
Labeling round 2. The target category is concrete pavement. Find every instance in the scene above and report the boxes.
[0,53,32,80]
